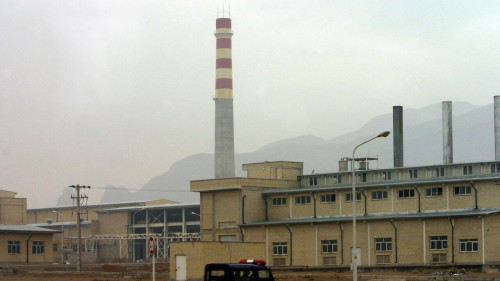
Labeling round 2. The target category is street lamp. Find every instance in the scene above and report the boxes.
[351,131,390,281]
[53,210,64,264]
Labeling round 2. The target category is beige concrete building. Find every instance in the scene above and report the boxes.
[189,160,500,269]
[28,200,200,263]
[0,190,57,263]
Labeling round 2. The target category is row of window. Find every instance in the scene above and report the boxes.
[272,237,478,255]
[272,186,473,206]
[8,241,45,255]
[308,164,500,186]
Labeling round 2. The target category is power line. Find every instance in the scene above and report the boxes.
[91,186,192,193]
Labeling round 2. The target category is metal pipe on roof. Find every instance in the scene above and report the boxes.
[495,96,500,160]
[442,101,453,164]
[393,106,404,168]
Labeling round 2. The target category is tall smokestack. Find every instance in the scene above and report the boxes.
[442,101,453,164]
[393,106,403,167]
[214,17,235,178]
[495,96,500,160]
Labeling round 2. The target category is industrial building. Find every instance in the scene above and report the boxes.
[0,190,57,263]
[27,199,200,263]
[170,17,500,279]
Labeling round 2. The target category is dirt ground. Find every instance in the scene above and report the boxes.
[0,264,499,281]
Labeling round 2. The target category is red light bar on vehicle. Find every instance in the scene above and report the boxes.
[239,259,266,266]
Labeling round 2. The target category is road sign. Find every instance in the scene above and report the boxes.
[148,236,155,255]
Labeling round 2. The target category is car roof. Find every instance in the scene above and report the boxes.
[206,263,269,270]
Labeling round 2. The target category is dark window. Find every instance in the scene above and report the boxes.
[430,236,448,250]
[491,163,500,173]
[375,238,392,252]
[32,241,45,254]
[409,169,418,179]
[358,173,367,182]
[309,176,318,186]
[463,165,473,175]
[53,244,58,253]
[371,191,388,200]
[272,242,287,255]
[436,167,444,177]
[460,239,478,252]
[320,194,335,203]
[8,241,20,254]
[321,240,338,253]
[345,192,361,202]
[398,189,415,199]
[382,171,391,181]
[426,187,443,197]
[454,186,471,195]
[334,175,342,184]
[295,195,311,205]
[272,197,287,206]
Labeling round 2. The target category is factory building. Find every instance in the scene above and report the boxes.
[0,190,57,263]
[28,199,200,263]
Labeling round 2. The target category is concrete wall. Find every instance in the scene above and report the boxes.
[0,197,27,224]
[0,233,54,263]
[170,241,265,281]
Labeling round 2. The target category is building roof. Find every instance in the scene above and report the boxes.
[29,221,92,228]
[241,207,500,227]
[263,174,500,195]
[0,224,59,233]
[96,203,200,213]
[27,199,173,211]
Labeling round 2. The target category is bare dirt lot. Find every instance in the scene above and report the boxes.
[0,264,499,281]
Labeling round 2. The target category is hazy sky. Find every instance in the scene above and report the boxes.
[1,1,500,208]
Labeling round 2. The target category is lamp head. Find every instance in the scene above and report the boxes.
[378,131,390,138]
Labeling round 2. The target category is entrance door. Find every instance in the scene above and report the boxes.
[176,255,187,281]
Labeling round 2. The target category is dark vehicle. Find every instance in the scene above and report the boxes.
[204,259,274,281]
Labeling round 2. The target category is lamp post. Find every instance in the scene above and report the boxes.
[53,210,64,264]
[352,131,390,281]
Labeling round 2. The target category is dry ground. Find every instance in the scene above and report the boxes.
[0,264,499,281]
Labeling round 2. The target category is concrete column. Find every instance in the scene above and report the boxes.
[495,96,500,160]
[442,101,453,164]
[393,106,404,167]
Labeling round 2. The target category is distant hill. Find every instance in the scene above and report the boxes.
[54,101,496,205]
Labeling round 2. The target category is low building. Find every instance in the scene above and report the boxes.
[0,190,57,263]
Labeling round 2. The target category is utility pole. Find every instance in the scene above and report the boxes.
[70,184,90,272]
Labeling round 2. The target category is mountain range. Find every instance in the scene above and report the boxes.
[56,101,497,206]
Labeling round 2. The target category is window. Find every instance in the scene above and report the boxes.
[432,253,447,263]
[321,240,338,253]
[273,257,286,266]
[272,197,287,206]
[463,165,473,175]
[323,256,336,265]
[426,187,443,197]
[376,255,390,264]
[398,189,415,199]
[358,173,367,182]
[333,175,342,184]
[345,192,361,202]
[460,239,478,252]
[53,244,58,253]
[491,163,500,173]
[309,176,318,186]
[436,167,444,177]
[409,169,418,179]
[219,221,237,229]
[295,195,311,205]
[382,171,391,181]
[8,241,20,254]
[32,241,45,254]
[371,191,388,200]
[320,194,335,203]
[375,238,392,252]
[430,236,448,250]
[219,235,236,242]
[454,186,471,196]
[272,242,288,255]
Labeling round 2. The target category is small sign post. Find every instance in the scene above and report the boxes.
[148,236,156,281]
